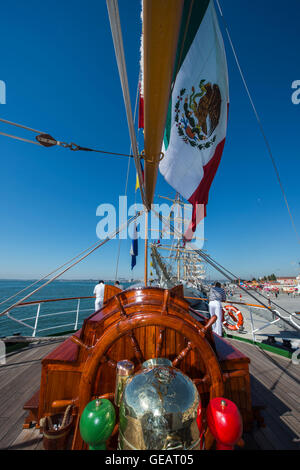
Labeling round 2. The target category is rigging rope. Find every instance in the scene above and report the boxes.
[151,244,173,287]
[153,209,299,331]
[1,2,146,200]
[114,79,140,282]
[106,0,146,208]
[0,211,144,317]
[114,154,131,282]
[0,234,123,308]
[0,119,139,158]
[215,0,300,245]
[0,131,41,146]
[0,117,43,134]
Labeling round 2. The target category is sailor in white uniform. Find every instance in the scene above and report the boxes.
[208,282,226,336]
[114,280,123,290]
[93,280,105,311]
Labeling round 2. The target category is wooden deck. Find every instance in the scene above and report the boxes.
[0,340,64,450]
[0,337,299,450]
[231,339,300,451]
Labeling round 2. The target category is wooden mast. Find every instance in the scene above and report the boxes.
[144,210,148,286]
[142,0,184,209]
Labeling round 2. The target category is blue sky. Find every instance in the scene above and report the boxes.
[0,0,299,281]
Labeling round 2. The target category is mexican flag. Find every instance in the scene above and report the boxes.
[159,0,229,235]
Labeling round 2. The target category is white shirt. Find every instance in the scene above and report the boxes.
[93,283,105,299]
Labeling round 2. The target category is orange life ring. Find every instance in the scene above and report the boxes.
[222,305,244,331]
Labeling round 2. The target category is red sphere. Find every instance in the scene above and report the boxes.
[206,398,243,450]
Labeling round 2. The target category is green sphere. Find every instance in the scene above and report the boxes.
[79,398,116,450]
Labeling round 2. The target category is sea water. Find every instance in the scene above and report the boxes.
[0,279,134,338]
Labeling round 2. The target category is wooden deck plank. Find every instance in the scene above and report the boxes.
[281,413,300,438]
[249,376,299,447]
[226,338,300,450]
[250,363,299,395]
[249,366,299,412]
[248,427,275,450]
[0,340,64,450]
[260,406,299,450]
[8,428,43,450]
[0,412,30,449]
[0,364,43,418]
[0,346,46,391]
[248,362,300,414]
[36,438,45,450]
[250,378,289,416]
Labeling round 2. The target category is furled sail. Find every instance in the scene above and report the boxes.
[141,0,184,209]
[159,0,229,231]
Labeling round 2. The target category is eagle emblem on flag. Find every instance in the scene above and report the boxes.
[175,80,221,150]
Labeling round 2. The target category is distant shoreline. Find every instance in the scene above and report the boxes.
[0,278,141,282]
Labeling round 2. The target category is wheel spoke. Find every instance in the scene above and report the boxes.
[193,374,211,386]
[129,331,144,364]
[93,392,115,401]
[116,295,128,318]
[106,356,117,369]
[100,354,117,369]
[202,316,217,334]
[156,328,165,357]
[172,341,192,367]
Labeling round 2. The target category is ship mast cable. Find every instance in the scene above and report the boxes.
[0,4,147,178]
[114,80,140,282]
[193,249,300,331]
[198,246,296,321]
[0,131,42,146]
[215,0,300,245]
[0,234,123,308]
[200,251,300,325]
[0,117,44,134]
[114,151,131,282]
[0,122,141,158]
[0,115,44,145]
[153,209,299,331]
[106,0,147,209]
[0,119,137,305]
[0,211,144,318]
[0,119,135,308]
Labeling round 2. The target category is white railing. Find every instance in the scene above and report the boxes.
[245,305,300,343]
[0,296,95,338]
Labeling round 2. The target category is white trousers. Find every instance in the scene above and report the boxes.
[95,298,103,311]
[209,300,223,336]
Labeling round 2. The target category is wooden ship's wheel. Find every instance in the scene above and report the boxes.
[72,289,224,448]
[24,285,253,450]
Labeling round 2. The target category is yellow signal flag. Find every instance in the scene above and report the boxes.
[135,172,139,192]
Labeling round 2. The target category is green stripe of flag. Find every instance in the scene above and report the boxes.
[164,0,210,150]
[173,0,210,80]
